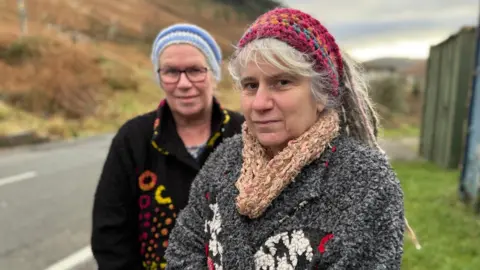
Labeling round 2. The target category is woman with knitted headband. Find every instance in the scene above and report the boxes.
[91,23,244,270]
[165,8,418,270]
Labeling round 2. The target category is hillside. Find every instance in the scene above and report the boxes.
[362,57,425,73]
[0,0,280,141]
[1,0,254,54]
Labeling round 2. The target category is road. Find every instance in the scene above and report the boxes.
[0,134,114,270]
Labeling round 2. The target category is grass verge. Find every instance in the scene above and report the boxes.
[395,161,480,269]
[380,124,420,139]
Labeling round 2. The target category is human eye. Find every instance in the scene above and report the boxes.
[186,67,203,75]
[275,79,292,89]
[241,82,258,92]
[161,68,179,75]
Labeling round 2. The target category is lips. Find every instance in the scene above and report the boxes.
[177,96,199,102]
[253,120,280,126]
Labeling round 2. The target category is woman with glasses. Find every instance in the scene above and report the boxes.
[91,23,244,270]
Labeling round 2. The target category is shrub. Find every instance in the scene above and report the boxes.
[102,63,139,91]
[0,37,41,65]
[369,75,410,118]
[0,36,103,119]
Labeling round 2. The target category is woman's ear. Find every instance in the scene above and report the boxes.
[211,75,219,92]
[316,96,327,112]
[317,103,325,112]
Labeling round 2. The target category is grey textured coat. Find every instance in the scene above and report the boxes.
[165,134,405,269]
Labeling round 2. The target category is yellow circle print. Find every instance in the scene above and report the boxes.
[155,185,172,204]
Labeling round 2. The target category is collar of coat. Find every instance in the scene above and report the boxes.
[150,97,231,167]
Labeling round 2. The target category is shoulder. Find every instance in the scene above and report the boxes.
[226,109,244,122]
[325,136,403,207]
[111,110,156,147]
[334,136,391,171]
[100,110,157,179]
[204,133,243,168]
[195,134,243,186]
[225,109,245,128]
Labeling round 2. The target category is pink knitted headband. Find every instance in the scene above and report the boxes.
[238,8,344,96]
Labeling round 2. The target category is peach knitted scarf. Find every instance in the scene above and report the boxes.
[235,110,340,219]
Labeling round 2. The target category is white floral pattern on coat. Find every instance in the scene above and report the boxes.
[204,200,320,270]
[254,230,314,270]
[204,202,224,270]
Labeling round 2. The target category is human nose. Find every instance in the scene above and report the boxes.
[251,84,273,111]
[177,72,192,88]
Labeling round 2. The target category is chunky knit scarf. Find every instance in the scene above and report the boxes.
[235,110,340,219]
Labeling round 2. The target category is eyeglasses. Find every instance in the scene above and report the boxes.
[157,67,209,84]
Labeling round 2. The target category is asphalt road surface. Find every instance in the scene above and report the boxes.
[0,134,114,270]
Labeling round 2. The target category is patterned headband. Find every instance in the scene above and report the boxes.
[238,8,344,96]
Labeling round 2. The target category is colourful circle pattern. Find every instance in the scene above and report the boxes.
[137,170,176,269]
[139,171,157,191]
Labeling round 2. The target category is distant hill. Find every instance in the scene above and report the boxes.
[212,0,284,20]
[0,0,282,57]
[0,0,281,138]
[362,58,425,72]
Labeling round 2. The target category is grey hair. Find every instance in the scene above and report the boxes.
[227,38,382,149]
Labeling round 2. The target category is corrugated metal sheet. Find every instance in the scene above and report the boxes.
[460,24,480,211]
[419,27,476,169]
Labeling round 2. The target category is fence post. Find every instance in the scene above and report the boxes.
[17,0,28,35]
[460,0,480,212]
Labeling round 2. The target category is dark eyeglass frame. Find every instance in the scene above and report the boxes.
[157,66,209,84]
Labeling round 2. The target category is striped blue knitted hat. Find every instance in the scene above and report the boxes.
[151,23,222,82]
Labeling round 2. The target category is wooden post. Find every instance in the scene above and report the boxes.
[17,0,28,35]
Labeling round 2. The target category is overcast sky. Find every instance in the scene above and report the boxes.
[282,0,478,60]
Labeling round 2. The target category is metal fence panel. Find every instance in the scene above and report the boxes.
[420,48,442,161]
[420,27,476,169]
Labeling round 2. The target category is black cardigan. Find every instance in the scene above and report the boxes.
[91,98,244,270]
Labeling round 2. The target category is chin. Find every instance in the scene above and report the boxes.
[256,134,287,149]
[177,107,203,117]
[177,103,205,116]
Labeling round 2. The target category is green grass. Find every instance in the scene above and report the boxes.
[380,124,420,139]
[394,161,480,270]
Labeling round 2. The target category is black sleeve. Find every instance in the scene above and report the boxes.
[91,129,141,270]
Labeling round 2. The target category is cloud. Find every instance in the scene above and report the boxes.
[282,0,476,23]
[281,0,478,59]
